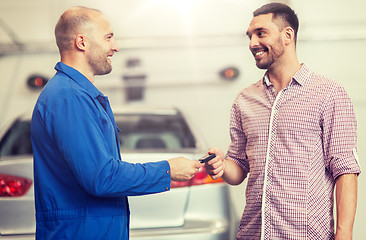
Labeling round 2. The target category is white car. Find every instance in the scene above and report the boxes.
[0,106,235,240]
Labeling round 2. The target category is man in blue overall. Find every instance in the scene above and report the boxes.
[30,6,202,240]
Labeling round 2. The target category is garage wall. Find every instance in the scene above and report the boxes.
[0,0,365,238]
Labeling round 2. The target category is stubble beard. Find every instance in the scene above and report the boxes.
[256,38,285,70]
[87,40,113,76]
[89,54,112,76]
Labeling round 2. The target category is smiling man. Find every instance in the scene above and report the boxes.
[204,3,361,240]
[30,6,201,240]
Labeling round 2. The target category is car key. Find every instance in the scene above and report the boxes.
[199,153,216,163]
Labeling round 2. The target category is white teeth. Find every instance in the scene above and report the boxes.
[255,51,264,56]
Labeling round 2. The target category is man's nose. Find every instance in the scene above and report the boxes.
[112,38,119,52]
[249,36,259,49]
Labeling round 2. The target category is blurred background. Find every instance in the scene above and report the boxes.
[0,0,365,238]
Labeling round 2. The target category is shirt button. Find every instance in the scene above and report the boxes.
[166,187,169,190]
[167,170,170,174]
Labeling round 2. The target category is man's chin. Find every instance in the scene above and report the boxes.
[96,66,112,76]
[256,62,268,70]
[255,58,274,70]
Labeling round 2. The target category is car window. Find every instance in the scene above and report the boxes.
[116,114,196,151]
[0,119,32,157]
[0,112,196,158]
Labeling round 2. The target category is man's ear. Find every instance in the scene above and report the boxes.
[75,35,86,51]
[283,27,295,46]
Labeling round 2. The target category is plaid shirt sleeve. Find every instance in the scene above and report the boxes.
[322,84,361,179]
[227,101,250,175]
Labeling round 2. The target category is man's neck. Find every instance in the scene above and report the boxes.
[267,57,301,93]
[61,55,95,83]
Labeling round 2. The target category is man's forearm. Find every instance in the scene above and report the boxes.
[335,173,358,240]
[222,158,247,186]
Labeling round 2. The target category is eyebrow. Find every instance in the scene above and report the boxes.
[105,33,114,38]
[246,27,265,37]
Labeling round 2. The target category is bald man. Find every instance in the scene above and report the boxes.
[30,7,201,240]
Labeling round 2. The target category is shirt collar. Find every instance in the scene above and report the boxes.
[54,62,102,98]
[292,64,311,86]
[262,63,311,87]
[263,74,272,86]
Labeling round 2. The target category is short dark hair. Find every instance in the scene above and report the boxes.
[254,3,299,43]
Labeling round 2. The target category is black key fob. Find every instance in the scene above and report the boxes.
[199,153,216,163]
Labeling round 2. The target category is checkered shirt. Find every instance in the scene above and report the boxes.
[227,64,361,240]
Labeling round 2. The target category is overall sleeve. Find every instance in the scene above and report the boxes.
[46,88,171,197]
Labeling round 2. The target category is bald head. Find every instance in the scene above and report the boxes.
[55,6,102,54]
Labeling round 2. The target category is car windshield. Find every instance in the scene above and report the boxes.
[0,112,196,158]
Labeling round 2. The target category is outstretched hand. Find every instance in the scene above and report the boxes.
[168,157,202,182]
[204,148,226,180]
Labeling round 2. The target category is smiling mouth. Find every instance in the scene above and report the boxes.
[252,49,267,60]
[255,51,265,56]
